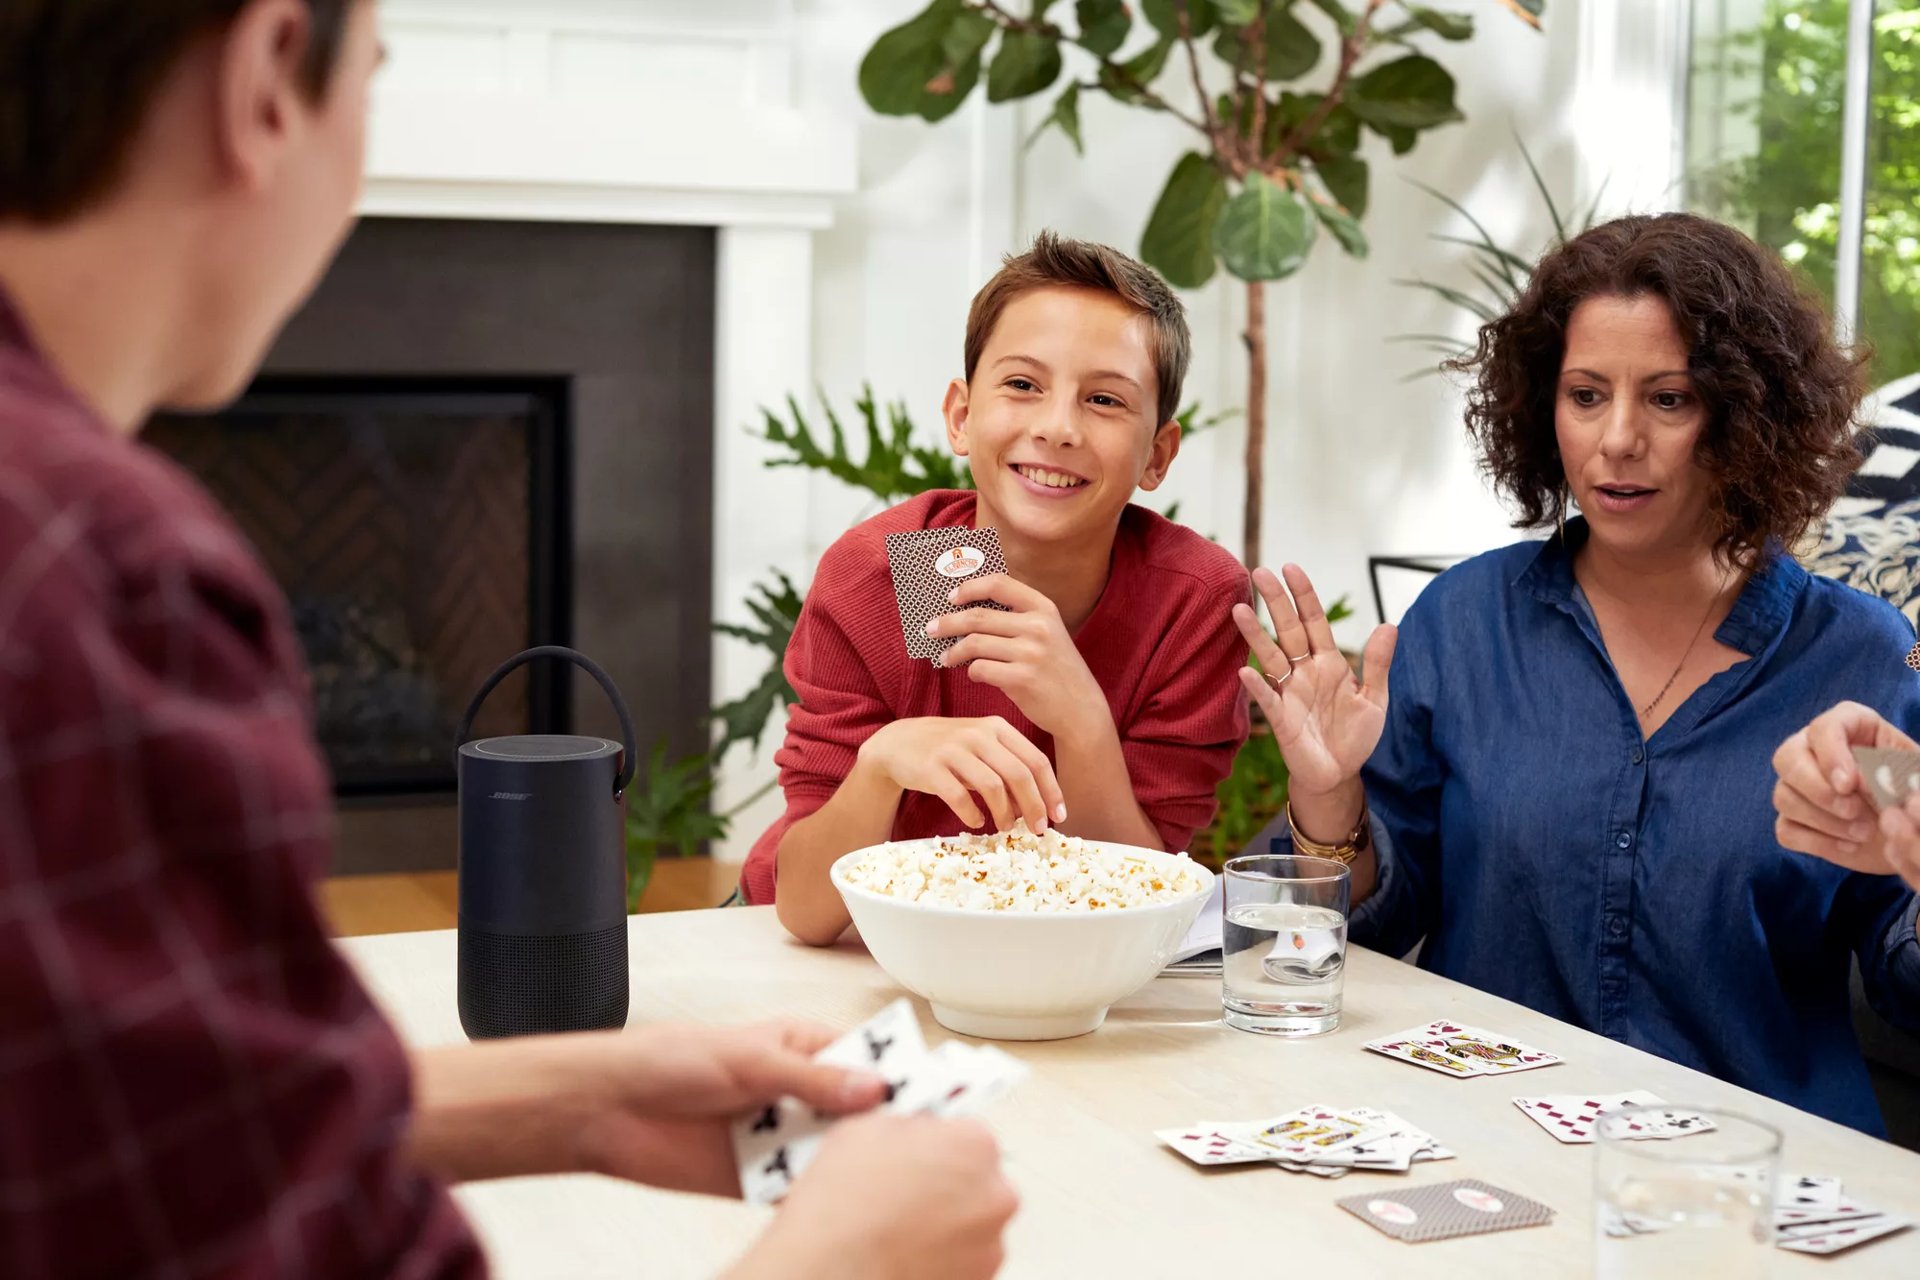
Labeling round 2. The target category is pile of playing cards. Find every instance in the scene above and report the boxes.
[1603,1171,1913,1256]
[1771,1174,1913,1256]
[1364,1019,1562,1078]
[1339,1179,1554,1244]
[1158,1103,1454,1179]
[731,999,1026,1205]
[1512,1090,1716,1144]
[885,525,1009,665]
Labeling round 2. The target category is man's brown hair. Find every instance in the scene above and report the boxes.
[964,230,1191,426]
[0,0,355,223]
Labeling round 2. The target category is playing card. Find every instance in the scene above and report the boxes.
[1338,1179,1554,1244]
[1246,1104,1381,1163]
[1775,1174,1841,1214]
[1511,1090,1680,1144]
[1774,1194,1886,1231]
[1853,745,1920,810]
[895,1041,1028,1119]
[1364,1020,1561,1078]
[733,999,931,1205]
[1777,1213,1914,1255]
[1157,1125,1280,1167]
[884,526,1010,661]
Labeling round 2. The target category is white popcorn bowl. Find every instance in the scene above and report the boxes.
[830,840,1215,1041]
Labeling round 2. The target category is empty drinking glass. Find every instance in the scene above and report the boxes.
[1220,853,1349,1036]
[1594,1106,1780,1280]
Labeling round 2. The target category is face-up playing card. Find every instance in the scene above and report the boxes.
[733,999,930,1204]
[1775,1173,1842,1214]
[1777,1213,1914,1255]
[884,526,1010,661]
[1157,1125,1280,1167]
[1365,1020,1562,1078]
[1510,1091,1714,1144]
[894,1040,1028,1119]
[1338,1179,1554,1244]
[1852,745,1920,810]
[1773,1194,1887,1231]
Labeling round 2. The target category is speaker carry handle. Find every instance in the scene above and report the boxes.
[455,646,638,797]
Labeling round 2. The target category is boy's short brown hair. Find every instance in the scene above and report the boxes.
[0,0,356,223]
[964,230,1191,425]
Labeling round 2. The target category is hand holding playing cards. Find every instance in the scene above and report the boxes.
[408,1019,888,1195]
[1772,701,1920,892]
[927,574,1107,738]
[731,1113,1017,1280]
[858,715,1067,833]
[1232,565,1397,800]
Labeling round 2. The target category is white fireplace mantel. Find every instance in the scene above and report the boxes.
[363,1,855,858]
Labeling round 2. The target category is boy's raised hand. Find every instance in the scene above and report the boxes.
[856,715,1067,834]
[928,574,1107,739]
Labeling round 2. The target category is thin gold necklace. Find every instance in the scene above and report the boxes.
[1639,573,1734,720]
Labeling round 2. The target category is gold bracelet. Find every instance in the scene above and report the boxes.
[1285,801,1371,866]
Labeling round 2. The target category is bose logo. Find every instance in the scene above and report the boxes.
[489,791,533,801]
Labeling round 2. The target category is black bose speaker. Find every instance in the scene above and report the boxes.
[455,646,636,1040]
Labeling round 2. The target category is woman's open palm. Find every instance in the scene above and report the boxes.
[1232,565,1397,799]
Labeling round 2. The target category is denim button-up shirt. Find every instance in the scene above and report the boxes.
[1313,525,1920,1135]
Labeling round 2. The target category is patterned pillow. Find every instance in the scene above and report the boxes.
[1803,496,1920,627]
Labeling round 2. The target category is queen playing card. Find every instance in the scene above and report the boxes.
[885,526,1010,661]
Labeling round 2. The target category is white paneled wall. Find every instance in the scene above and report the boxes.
[366,0,1687,861]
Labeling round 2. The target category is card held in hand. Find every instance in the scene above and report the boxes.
[885,526,1010,661]
[1851,745,1920,810]
[1338,1179,1554,1244]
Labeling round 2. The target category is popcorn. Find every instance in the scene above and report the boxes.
[839,822,1206,912]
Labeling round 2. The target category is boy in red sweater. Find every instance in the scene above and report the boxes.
[749,232,1252,944]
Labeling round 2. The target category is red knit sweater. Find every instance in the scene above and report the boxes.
[741,490,1251,905]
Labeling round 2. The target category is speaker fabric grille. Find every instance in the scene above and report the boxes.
[458,921,628,1039]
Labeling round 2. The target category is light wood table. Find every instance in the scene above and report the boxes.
[341,907,1920,1278]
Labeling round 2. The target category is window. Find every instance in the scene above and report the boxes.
[1687,1,1920,384]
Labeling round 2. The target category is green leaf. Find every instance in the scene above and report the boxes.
[943,9,998,64]
[987,30,1064,102]
[1100,35,1175,100]
[1313,153,1368,217]
[1144,0,1217,39]
[1025,82,1084,152]
[1214,8,1322,81]
[1075,0,1131,57]
[1311,196,1369,257]
[709,570,805,761]
[1348,54,1463,131]
[756,386,971,504]
[1212,0,1260,23]
[1301,0,1358,37]
[624,745,728,910]
[1213,173,1317,281]
[1402,6,1474,40]
[1267,91,1361,158]
[1139,152,1228,288]
[919,49,982,122]
[859,0,965,116]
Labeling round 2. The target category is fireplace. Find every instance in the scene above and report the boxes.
[148,377,572,794]
[147,217,717,873]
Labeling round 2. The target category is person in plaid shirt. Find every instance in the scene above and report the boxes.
[0,3,1016,1277]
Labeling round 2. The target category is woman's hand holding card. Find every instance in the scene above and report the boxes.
[1772,700,1920,894]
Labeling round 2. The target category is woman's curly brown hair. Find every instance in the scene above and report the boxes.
[1449,212,1866,562]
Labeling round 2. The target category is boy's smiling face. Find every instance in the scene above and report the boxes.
[944,285,1180,547]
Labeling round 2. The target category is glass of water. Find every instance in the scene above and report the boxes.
[1594,1107,1780,1280]
[1220,853,1349,1036]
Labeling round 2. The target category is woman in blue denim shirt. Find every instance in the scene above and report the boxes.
[1238,214,1920,1135]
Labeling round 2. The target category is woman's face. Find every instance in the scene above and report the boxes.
[1554,293,1714,561]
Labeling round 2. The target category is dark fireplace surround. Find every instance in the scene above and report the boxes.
[150,218,715,873]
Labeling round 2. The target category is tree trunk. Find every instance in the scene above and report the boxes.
[1241,278,1267,572]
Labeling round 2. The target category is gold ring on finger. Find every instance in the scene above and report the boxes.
[1285,651,1311,664]
[1264,669,1292,694]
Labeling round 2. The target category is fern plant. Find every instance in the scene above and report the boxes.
[1391,137,1603,375]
